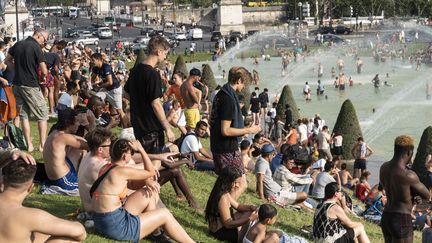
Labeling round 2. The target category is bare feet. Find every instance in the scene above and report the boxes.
[38,144,44,152]
[27,144,34,153]
[176,195,186,201]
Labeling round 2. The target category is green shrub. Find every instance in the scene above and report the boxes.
[332,99,363,160]
[412,126,432,186]
[173,55,188,78]
[201,64,218,94]
[132,48,146,69]
[276,85,300,122]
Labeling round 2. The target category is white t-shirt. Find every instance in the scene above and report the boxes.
[311,158,326,171]
[298,124,308,142]
[334,135,343,147]
[58,92,73,109]
[0,51,5,62]
[303,84,310,93]
[180,133,202,162]
[316,131,330,150]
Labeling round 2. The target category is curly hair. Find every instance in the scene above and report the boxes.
[110,139,133,162]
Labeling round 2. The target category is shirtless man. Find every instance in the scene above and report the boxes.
[78,128,111,214]
[0,159,87,243]
[336,57,344,73]
[180,68,202,130]
[356,57,363,74]
[339,163,359,190]
[42,108,88,196]
[380,135,430,243]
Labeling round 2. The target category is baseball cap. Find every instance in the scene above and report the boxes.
[261,144,276,155]
[189,68,201,77]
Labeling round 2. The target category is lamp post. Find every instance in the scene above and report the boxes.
[15,0,19,41]
[298,2,302,22]
[141,0,144,26]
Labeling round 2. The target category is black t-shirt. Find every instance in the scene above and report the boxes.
[92,63,120,90]
[44,52,60,75]
[250,97,260,112]
[210,91,238,154]
[125,63,163,138]
[9,36,45,87]
[258,92,269,106]
[285,109,293,125]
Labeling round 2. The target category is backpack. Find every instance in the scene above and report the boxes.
[288,143,310,165]
[3,122,28,151]
[173,133,198,150]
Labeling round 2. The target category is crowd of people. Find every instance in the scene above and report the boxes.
[0,28,432,243]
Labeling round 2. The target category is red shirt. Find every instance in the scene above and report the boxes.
[165,84,185,108]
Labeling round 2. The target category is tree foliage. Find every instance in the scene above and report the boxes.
[276,85,300,123]
[332,99,363,160]
[133,48,146,69]
[201,64,217,94]
[173,55,188,78]
[412,126,432,187]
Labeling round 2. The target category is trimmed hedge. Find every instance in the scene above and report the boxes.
[133,48,146,69]
[276,85,300,122]
[173,55,188,78]
[201,64,218,94]
[332,99,363,160]
[412,126,432,186]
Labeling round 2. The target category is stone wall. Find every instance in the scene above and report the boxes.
[140,6,287,28]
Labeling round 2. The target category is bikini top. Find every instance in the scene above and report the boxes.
[91,163,128,200]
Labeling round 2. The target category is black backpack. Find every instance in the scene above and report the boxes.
[173,133,198,149]
[288,143,310,165]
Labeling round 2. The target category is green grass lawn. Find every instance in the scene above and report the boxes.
[17,119,421,243]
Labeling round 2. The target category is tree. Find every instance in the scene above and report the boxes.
[276,85,300,123]
[238,83,252,108]
[173,55,188,78]
[332,99,363,160]
[201,64,217,94]
[412,126,432,186]
[133,48,146,69]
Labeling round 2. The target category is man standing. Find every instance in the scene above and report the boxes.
[91,53,126,127]
[180,68,202,130]
[380,135,430,243]
[210,66,261,175]
[258,88,269,121]
[316,125,332,161]
[351,137,374,178]
[124,36,175,153]
[6,29,49,152]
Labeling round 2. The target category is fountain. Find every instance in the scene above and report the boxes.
[188,22,432,183]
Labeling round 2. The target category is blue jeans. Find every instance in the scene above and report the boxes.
[195,160,215,171]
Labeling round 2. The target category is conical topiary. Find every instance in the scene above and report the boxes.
[332,99,363,160]
[276,85,300,123]
[238,83,252,108]
[201,64,217,94]
[412,126,432,186]
[173,55,188,78]
[132,48,146,69]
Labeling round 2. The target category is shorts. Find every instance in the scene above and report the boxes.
[96,86,122,110]
[213,150,244,175]
[343,183,354,190]
[339,84,346,90]
[13,85,48,121]
[260,103,268,108]
[176,109,186,127]
[184,108,200,128]
[381,212,413,240]
[271,190,298,206]
[354,159,367,170]
[210,226,238,243]
[39,73,55,88]
[41,157,78,196]
[138,130,165,154]
[93,207,141,243]
[335,228,355,243]
[333,146,343,156]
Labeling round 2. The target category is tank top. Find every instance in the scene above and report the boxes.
[313,201,347,243]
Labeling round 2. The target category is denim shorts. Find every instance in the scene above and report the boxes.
[93,207,140,243]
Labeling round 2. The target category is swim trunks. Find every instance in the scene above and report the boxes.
[354,159,367,170]
[93,207,140,243]
[184,108,200,128]
[381,212,413,240]
[213,150,244,175]
[41,157,79,196]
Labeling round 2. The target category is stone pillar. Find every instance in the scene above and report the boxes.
[217,0,245,35]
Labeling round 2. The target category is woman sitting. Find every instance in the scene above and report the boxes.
[91,139,194,243]
[205,166,258,243]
